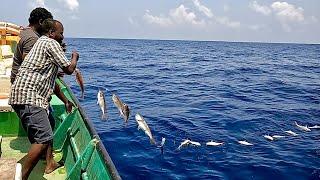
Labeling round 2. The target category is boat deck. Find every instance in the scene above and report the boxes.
[0,136,66,180]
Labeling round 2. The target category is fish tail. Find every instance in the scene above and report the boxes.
[150,138,156,145]
[101,113,107,120]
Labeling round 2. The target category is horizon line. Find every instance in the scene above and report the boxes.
[64,36,320,45]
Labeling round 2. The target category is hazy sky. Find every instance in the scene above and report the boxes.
[1,0,319,43]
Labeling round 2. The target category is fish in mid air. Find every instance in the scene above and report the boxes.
[177,139,191,150]
[309,125,320,129]
[285,130,298,136]
[159,137,166,148]
[263,135,274,141]
[272,135,285,139]
[75,68,84,98]
[97,90,107,120]
[112,94,130,123]
[206,141,224,146]
[135,113,156,145]
[158,137,166,154]
[177,139,201,150]
[238,140,253,146]
[295,121,311,132]
[190,140,201,146]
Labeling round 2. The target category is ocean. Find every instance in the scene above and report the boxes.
[64,38,320,179]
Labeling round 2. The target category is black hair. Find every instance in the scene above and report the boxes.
[28,7,53,25]
[41,19,61,34]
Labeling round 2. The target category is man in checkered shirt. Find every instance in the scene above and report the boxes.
[9,19,79,179]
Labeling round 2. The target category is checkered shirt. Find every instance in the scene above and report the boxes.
[9,36,71,109]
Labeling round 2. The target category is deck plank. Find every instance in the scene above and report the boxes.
[0,158,16,180]
[1,137,66,180]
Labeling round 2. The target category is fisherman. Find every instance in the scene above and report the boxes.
[10,8,73,112]
[9,7,74,177]
[9,18,79,179]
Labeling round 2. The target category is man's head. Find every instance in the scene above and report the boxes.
[41,19,64,44]
[28,7,53,34]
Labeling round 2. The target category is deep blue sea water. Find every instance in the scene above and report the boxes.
[64,38,320,180]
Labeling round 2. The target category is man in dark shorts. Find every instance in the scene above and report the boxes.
[9,7,74,177]
[9,19,79,179]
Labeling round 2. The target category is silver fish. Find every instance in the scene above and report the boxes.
[177,139,201,150]
[295,121,311,132]
[190,141,201,146]
[263,135,274,141]
[309,125,320,129]
[135,113,156,144]
[177,139,191,150]
[112,94,130,123]
[285,130,298,136]
[97,90,107,120]
[272,135,285,139]
[75,68,84,99]
[238,140,253,146]
[159,137,166,154]
[206,141,224,146]
[160,137,166,147]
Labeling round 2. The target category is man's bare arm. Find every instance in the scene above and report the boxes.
[54,83,74,113]
[62,51,79,75]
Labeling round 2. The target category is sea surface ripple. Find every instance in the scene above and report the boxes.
[64,38,320,180]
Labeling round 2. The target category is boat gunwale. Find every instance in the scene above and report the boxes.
[59,78,121,180]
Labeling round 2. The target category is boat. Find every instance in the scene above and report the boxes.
[0,22,120,179]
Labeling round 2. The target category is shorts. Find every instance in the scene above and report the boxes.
[12,104,53,144]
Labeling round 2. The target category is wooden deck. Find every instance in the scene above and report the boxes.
[0,137,66,180]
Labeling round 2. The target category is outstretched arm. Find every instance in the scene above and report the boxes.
[54,83,74,113]
[62,51,79,75]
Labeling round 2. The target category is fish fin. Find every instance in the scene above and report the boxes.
[137,126,140,130]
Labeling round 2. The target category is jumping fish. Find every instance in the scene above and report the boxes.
[206,141,224,146]
[190,141,201,146]
[238,140,253,146]
[75,68,84,99]
[263,135,274,141]
[159,137,166,147]
[309,125,320,129]
[295,121,311,132]
[112,94,130,123]
[135,113,156,145]
[177,139,191,150]
[97,90,107,120]
[285,130,298,136]
[272,135,285,139]
[158,137,166,154]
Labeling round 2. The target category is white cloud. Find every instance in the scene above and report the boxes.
[215,16,241,28]
[249,1,271,16]
[58,0,79,11]
[271,2,304,22]
[192,0,213,18]
[143,5,205,27]
[143,10,172,27]
[35,0,45,7]
[223,5,230,12]
[142,4,241,29]
[169,5,205,26]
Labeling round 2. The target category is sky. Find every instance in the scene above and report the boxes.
[0,0,319,44]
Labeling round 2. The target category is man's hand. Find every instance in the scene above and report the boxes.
[71,51,79,61]
[65,100,75,113]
